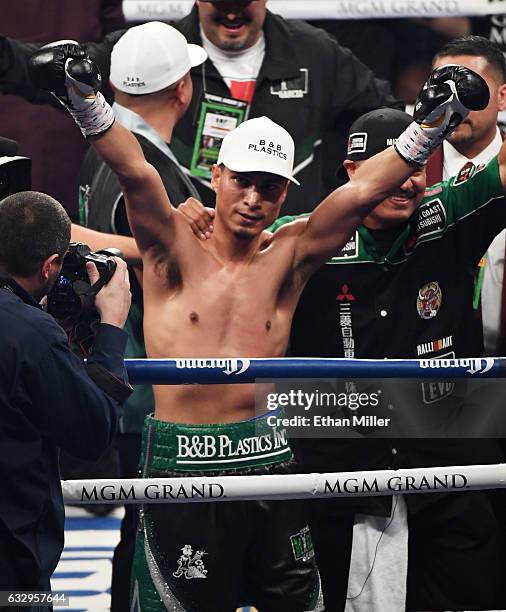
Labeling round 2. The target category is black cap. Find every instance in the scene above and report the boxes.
[346,108,413,161]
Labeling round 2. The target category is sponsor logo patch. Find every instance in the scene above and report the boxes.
[422,380,456,404]
[173,545,208,579]
[417,335,453,356]
[247,139,287,160]
[453,161,476,186]
[335,284,356,358]
[176,429,289,462]
[416,198,446,238]
[420,350,456,404]
[290,526,315,562]
[347,132,367,155]
[417,281,442,320]
[336,284,355,302]
[122,76,146,88]
[270,69,308,99]
[330,232,359,260]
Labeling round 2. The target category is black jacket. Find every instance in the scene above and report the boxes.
[0,276,128,591]
[277,155,506,514]
[172,7,398,213]
[0,8,398,215]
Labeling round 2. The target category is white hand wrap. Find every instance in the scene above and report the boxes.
[395,79,469,167]
[66,90,115,138]
[395,121,444,167]
[53,58,115,138]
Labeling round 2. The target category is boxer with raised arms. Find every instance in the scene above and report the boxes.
[28,42,488,611]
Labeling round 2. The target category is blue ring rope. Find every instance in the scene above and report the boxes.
[125,356,506,385]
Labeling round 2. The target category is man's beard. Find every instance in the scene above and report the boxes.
[213,14,253,52]
[448,124,473,146]
[233,228,256,240]
[217,38,249,52]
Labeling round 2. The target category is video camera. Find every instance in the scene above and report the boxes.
[47,243,119,353]
[0,136,120,353]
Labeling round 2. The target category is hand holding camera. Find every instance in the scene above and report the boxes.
[88,256,131,329]
[47,243,131,354]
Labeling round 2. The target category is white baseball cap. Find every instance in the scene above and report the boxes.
[110,21,207,95]
[217,116,300,185]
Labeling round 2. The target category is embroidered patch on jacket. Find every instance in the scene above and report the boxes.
[270,69,309,98]
[329,232,359,261]
[416,281,442,320]
[453,161,476,186]
[290,526,315,562]
[173,545,208,579]
[415,198,446,239]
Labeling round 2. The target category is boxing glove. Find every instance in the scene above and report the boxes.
[395,64,489,167]
[28,42,114,138]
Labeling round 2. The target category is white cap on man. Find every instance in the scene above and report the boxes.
[110,21,207,95]
[217,117,300,185]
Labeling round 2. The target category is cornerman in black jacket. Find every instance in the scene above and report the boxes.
[0,190,132,603]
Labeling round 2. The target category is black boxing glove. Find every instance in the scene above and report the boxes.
[395,64,489,167]
[28,41,89,98]
[28,41,114,138]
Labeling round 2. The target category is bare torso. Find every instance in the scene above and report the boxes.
[142,211,306,423]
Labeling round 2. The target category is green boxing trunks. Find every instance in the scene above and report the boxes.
[130,412,323,611]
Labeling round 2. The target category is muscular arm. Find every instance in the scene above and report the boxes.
[71,224,141,263]
[293,147,413,274]
[90,121,174,252]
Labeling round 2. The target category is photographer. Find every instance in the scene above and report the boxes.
[0,190,131,601]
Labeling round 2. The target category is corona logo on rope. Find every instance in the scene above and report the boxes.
[419,357,494,375]
[175,358,250,376]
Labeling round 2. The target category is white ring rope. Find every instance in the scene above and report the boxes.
[62,463,506,504]
[123,0,506,23]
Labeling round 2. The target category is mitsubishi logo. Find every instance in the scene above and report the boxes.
[336,284,355,301]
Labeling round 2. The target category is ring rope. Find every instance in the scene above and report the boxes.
[124,356,505,385]
[62,463,506,504]
[123,0,506,23]
[70,359,506,505]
